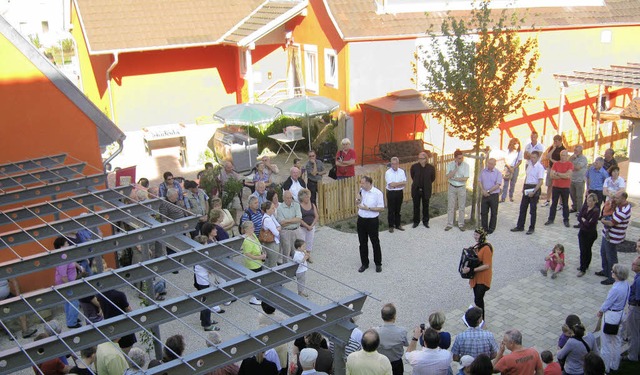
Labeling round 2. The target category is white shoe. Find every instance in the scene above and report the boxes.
[249,297,262,305]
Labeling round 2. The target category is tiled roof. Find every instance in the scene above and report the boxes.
[621,97,640,120]
[323,0,640,41]
[223,1,306,45]
[75,0,305,53]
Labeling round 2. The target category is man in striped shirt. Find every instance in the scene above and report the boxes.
[597,191,632,285]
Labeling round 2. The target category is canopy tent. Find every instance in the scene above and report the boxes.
[359,88,433,164]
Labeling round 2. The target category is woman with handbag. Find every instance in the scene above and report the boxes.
[460,228,493,322]
[501,138,523,203]
[597,263,630,373]
[260,201,281,269]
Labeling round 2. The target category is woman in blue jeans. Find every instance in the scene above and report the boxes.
[501,138,523,202]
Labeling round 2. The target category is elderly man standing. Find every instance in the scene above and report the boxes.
[305,149,326,204]
[569,145,588,213]
[492,329,544,375]
[597,191,632,285]
[445,150,469,231]
[159,188,188,258]
[356,176,385,273]
[479,158,502,234]
[346,329,392,375]
[276,191,302,264]
[410,152,436,229]
[250,181,268,206]
[545,150,573,227]
[376,303,408,375]
[586,157,609,205]
[282,166,307,202]
[624,256,640,363]
[385,157,407,232]
[184,180,209,238]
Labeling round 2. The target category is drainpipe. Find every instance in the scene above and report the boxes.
[106,52,119,122]
[102,139,124,177]
[246,43,255,103]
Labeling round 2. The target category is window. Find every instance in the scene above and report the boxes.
[324,49,338,88]
[303,45,318,93]
[41,21,49,33]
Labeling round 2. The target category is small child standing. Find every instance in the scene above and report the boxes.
[540,350,561,375]
[540,244,565,279]
[292,239,310,297]
[600,199,615,240]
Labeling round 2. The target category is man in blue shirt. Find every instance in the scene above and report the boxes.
[586,157,609,205]
[451,307,499,361]
[158,171,187,206]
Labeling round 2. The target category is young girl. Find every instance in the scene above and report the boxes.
[541,244,565,279]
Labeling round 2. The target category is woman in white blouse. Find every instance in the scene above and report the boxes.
[501,138,523,202]
[260,201,281,269]
[603,166,626,200]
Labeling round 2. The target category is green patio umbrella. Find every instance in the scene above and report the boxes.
[276,96,339,150]
[213,103,282,128]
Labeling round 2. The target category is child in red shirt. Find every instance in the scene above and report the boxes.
[541,350,562,375]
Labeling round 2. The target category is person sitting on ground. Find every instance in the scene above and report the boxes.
[540,244,565,279]
[451,308,499,361]
[540,350,561,375]
[123,347,146,375]
[405,327,452,375]
[68,346,97,375]
[491,329,543,375]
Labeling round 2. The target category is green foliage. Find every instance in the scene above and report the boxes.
[221,177,244,210]
[199,165,223,198]
[197,148,216,165]
[416,0,539,146]
[29,34,42,49]
[61,38,75,53]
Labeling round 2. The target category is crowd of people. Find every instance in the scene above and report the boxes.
[7,132,640,375]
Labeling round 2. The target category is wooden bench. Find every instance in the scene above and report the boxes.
[378,140,425,163]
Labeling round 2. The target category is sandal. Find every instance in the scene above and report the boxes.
[155,294,166,301]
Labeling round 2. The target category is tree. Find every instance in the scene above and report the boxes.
[415,0,539,222]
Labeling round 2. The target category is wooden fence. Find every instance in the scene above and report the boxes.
[316,153,456,225]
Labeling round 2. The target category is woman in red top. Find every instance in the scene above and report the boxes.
[462,228,493,322]
[335,138,356,179]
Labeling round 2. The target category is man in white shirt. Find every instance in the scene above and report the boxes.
[356,176,385,273]
[282,167,306,202]
[405,327,452,375]
[511,151,545,235]
[445,150,470,231]
[523,131,545,161]
[385,157,407,233]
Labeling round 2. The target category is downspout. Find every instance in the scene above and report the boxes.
[102,139,124,176]
[106,52,119,123]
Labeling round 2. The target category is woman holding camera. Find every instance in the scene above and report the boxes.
[461,228,493,322]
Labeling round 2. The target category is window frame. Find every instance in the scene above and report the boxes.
[303,44,319,93]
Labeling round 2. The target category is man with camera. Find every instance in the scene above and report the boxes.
[405,326,452,375]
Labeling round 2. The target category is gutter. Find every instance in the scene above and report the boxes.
[102,139,124,176]
[106,52,119,123]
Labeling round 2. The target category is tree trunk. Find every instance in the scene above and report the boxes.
[469,138,482,226]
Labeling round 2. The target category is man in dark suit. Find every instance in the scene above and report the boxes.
[410,152,436,228]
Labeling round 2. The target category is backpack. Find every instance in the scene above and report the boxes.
[458,243,492,279]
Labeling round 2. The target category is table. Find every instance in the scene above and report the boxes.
[142,124,188,167]
[268,133,305,163]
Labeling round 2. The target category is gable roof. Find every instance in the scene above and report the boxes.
[74,0,307,54]
[0,15,125,148]
[621,97,640,120]
[323,0,640,41]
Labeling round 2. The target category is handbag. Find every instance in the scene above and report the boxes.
[258,217,275,243]
[328,165,337,179]
[603,310,624,335]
